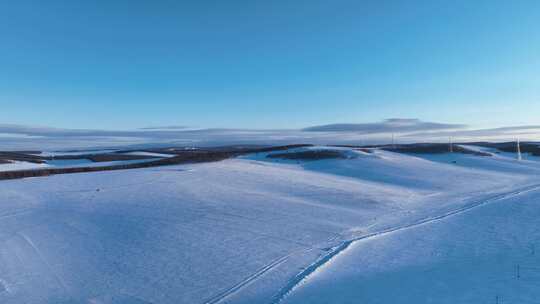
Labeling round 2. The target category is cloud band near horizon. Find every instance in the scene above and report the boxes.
[0,119,539,151]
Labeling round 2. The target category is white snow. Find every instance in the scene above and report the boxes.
[120,151,175,158]
[45,158,161,168]
[462,144,540,162]
[0,157,162,172]
[282,184,540,304]
[0,161,49,172]
[1,146,540,303]
[34,149,119,157]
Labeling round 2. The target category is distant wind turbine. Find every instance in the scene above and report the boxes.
[517,138,522,161]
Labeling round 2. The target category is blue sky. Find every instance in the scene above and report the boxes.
[1,0,539,130]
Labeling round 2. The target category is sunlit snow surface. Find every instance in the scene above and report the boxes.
[0,150,166,172]
[0,161,50,172]
[1,146,540,303]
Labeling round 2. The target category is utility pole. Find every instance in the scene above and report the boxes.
[517,138,522,161]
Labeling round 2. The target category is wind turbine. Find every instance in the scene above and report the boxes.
[449,137,453,153]
[517,138,522,161]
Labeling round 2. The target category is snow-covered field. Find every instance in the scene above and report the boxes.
[0,161,50,172]
[0,150,168,172]
[0,146,539,303]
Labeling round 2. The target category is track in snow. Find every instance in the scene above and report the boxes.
[270,183,540,304]
[17,232,70,294]
[203,254,294,304]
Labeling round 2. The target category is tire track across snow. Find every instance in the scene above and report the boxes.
[203,253,294,304]
[270,182,540,304]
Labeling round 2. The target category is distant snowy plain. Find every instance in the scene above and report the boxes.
[1,146,539,303]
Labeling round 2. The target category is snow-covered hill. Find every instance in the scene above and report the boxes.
[0,146,538,303]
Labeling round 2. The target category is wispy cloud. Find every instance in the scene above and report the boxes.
[138,125,189,130]
[303,119,466,133]
[0,120,538,151]
[405,125,540,140]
